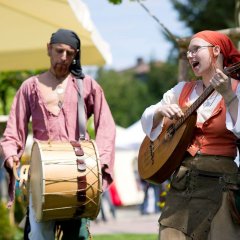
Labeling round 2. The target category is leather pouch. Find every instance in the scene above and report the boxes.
[171,166,189,191]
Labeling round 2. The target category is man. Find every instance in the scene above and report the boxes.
[0,28,116,240]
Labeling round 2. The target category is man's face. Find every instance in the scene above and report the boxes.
[47,43,77,78]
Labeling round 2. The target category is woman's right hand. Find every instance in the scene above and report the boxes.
[156,104,184,120]
[153,104,184,129]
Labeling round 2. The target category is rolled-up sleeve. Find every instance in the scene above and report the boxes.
[141,81,185,141]
[0,82,31,163]
[226,86,240,138]
[141,102,163,141]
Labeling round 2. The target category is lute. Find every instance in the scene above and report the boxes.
[138,62,240,185]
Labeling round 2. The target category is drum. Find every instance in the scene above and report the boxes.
[30,140,102,222]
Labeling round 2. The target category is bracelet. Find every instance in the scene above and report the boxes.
[226,95,238,107]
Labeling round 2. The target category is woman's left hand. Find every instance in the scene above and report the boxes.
[210,68,232,96]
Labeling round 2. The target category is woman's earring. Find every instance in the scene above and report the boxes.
[73,59,76,64]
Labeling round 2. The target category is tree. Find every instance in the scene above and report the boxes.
[108,0,132,4]
[0,72,23,115]
[108,0,236,34]
[146,62,178,104]
[0,201,16,240]
[97,68,152,127]
[170,0,236,33]
[108,0,122,4]
[0,70,42,115]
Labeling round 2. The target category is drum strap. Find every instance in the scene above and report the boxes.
[70,140,87,216]
[76,78,86,140]
[70,141,84,156]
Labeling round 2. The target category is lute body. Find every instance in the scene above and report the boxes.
[138,113,196,185]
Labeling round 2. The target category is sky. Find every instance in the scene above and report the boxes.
[83,0,191,71]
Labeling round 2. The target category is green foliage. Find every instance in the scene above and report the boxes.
[14,189,26,224]
[108,0,122,4]
[0,70,43,115]
[97,68,152,127]
[108,0,136,4]
[0,201,15,240]
[87,116,96,139]
[146,62,178,104]
[0,71,22,114]
[170,0,236,33]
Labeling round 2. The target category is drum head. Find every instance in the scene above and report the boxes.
[30,141,44,221]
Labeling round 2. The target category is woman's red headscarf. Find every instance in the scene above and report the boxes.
[192,30,240,67]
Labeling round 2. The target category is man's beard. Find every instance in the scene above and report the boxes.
[54,63,70,78]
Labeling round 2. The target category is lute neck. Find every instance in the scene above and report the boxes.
[185,84,214,118]
[174,84,214,131]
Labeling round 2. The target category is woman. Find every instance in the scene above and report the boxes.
[141,30,240,239]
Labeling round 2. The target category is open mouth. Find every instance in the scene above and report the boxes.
[191,61,199,69]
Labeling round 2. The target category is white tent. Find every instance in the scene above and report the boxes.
[113,121,146,206]
[116,120,145,151]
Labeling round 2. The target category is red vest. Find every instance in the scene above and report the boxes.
[179,80,239,157]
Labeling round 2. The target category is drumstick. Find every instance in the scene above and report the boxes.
[13,162,21,181]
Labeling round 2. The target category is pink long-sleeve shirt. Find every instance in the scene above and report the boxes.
[1,73,116,206]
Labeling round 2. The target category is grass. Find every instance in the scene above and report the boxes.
[12,230,158,240]
[12,231,158,240]
[92,234,158,240]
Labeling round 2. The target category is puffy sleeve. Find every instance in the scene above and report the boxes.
[141,102,164,141]
[0,81,31,164]
[226,83,240,138]
[85,77,116,190]
[141,81,185,141]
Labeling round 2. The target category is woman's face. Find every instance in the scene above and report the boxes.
[187,38,215,77]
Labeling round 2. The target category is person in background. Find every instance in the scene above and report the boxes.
[0,164,8,203]
[0,28,116,240]
[141,30,240,239]
[140,180,160,215]
[98,188,116,222]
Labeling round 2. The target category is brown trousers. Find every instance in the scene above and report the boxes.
[159,192,240,240]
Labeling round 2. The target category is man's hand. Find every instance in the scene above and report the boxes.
[5,155,20,170]
[4,155,20,208]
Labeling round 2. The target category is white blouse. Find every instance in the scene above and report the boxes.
[141,80,240,141]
